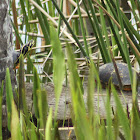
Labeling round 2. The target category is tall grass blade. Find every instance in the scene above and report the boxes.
[97,0,110,48]
[129,0,140,28]
[30,122,38,140]
[105,15,126,62]
[82,0,108,63]
[98,1,126,62]
[25,0,30,18]
[113,111,119,140]
[26,54,34,82]
[6,68,14,131]
[57,0,63,35]
[33,66,42,137]
[87,63,95,123]
[121,11,140,48]
[50,25,65,118]
[33,67,40,119]
[111,30,119,56]
[106,88,114,140]
[131,103,140,139]
[18,54,28,139]
[34,0,50,45]
[121,12,140,63]
[36,0,50,34]
[100,0,140,60]
[112,85,130,140]
[20,0,30,31]
[37,89,48,129]
[87,0,111,63]
[45,108,53,140]
[66,44,84,96]
[11,19,23,45]
[0,81,3,140]
[11,101,22,140]
[75,103,94,140]
[42,62,53,83]
[41,90,48,127]
[76,0,89,56]
[104,0,140,58]
[19,54,30,132]
[19,54,25,111]
[98,124,106,140]
[12,0,20,49]
[66,45,93,139]
[20,112,28,140]
[51,0,87,57]
[115,0,133,88]
[73,12,79,35]
[131,69,140,139]
[48,1,55,17]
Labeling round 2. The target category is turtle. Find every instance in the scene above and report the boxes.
[12,39,34,69]
[99,62,139,91]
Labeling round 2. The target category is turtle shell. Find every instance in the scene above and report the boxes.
[99,63,134,90]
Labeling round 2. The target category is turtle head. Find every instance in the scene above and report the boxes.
[12,51,20,64]
[28,39,35,49]
[13,39,35,69]
[20,39,35,56]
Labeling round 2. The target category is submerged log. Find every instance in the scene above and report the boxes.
[2,82,140,128]
[2,68,139,128]
[25,82,140,120]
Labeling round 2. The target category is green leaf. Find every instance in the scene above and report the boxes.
[6,68,14,131]
[66,44,94,139]
[45,108,53,140]
[131,103,140,139]
[66,43,84,96]
[11,101,22,140]
[0,81,3,140]
[19,54,30,129]
[48,1,55,17]
[11,19,23,45]
[34,0,50,45]
[98,124,106,140]
[33,67,40,119]
[26,54,34,82]
[30,122,38,140]
[115,0,133,89]
[82,0,109,63]
[50,25,65,118]
[106,89,114,140]
[37,89,48,129]
[19,112,28,140]
[57,0,63,35]
[19,54,25,110]
[87,63,95,123]
[75,102,94,140]
[51,0,87,57]
[19,0,30,32]
[112,85,130,140]
[76,0,89,56]
[86,0,111,63]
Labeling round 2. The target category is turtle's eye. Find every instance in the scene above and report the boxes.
[30,44,33,48]
[22,45,28,55]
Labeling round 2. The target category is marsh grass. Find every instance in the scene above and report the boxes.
[2,27,140,139]
[1,0,140,139]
